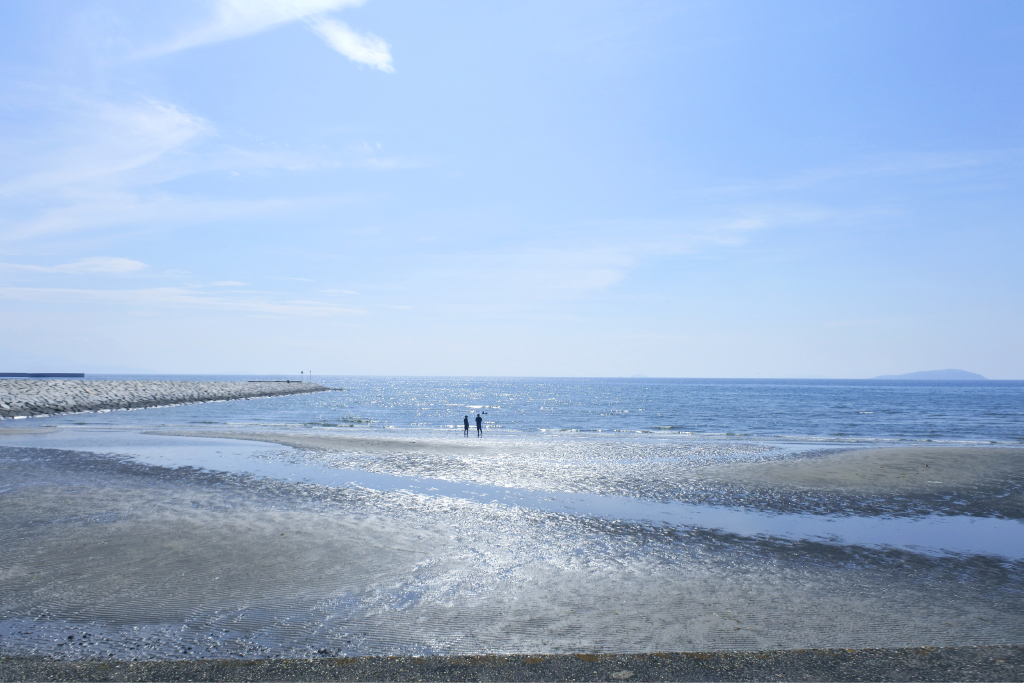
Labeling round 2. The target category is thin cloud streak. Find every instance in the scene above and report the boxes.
[0,286,366,317]
[696,148,1016,196]
[399,206,832,306]
[0,91,392,242]
[0,99,209,198]
[0,257,148,274]
[1,192,300,242]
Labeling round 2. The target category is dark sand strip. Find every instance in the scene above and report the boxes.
[3,646,1023,681]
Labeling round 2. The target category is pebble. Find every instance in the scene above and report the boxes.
[1,646,1022,681]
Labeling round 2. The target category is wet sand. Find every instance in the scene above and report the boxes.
[147,429,499,455]
[700,446,1024,519]
[149,432,1023,493]
[144,431,1024,518]
[704,446,1024,492]
[3,441,1023,660]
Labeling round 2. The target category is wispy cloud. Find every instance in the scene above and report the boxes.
[308,18,393,72]
[348,142,426,170]
[426,247,635,295]
[0,88,388,243]
[0,98,209,199]
[0,257,148,274]
[0,286,365,317]
[2,190,299,242]
[407,207,829,305]
[154,0,394,72]
[698,149,1011,196]
[563,206,824,261]
[160,0,366,52]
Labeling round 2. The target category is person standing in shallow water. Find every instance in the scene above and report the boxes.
[475,413,483,437]
[463,415,469,437]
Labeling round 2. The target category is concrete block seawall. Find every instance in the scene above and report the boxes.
[0,380,334,419]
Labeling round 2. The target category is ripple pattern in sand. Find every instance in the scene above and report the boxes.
[2,446,1024,659]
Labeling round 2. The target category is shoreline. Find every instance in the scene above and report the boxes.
[0,379,335,419]
[3,645,1023,681]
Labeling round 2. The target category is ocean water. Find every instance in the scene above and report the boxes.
[1,376,1023,658]
[27,375,1024,444]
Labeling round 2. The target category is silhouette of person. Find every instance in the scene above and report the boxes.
[475,413,483,437]
[463,415,470,436]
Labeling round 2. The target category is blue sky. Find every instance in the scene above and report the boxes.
[1,0,1022,377]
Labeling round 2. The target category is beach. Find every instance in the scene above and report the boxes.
[1,377,1022,678]
[2,431,1022,658]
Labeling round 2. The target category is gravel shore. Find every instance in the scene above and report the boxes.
[0,379,333,419]
[2,646,1022,681]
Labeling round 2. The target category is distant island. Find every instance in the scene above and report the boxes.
[873,369,986,380]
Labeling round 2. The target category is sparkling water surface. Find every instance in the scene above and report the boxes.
[22,374,1024,444]
[2,376,1023,658]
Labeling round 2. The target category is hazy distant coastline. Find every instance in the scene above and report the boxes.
[873,369,986,380]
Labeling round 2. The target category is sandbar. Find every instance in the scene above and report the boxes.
[147,429,499,455]
[704,446,1024,492]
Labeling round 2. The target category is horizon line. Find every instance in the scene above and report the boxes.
[9,373,1014,381]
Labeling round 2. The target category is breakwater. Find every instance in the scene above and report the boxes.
[0,379,333,419]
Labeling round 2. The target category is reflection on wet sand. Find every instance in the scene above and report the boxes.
[147,430,1024,519]
[1,430,1022,659]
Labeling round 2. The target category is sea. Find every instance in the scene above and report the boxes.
[18,374,1024,443]
[1,376,1023,658]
